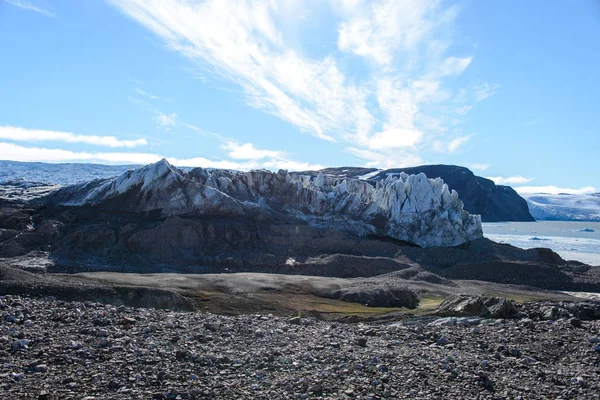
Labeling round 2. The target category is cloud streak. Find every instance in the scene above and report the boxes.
[154,112,177,127]
[106,0,496,168]
[4,0,54,17]
[486,175,533,185]
[0,126,147,148]
[134,88,159,100]
[468,163,489,172]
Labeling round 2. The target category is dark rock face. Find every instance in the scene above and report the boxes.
[299,165,534,222]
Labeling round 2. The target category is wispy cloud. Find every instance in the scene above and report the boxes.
[185,123,320,170]
[447,134,475,153]
[107,0,495,168]
[523,118,544,127]
[337,0,439,66]
[432,134,475,154]
[515,186,597,195]
[346,146,423,169]
[134,87,159,100]
[486,175,533,185]
[154,112,177,127]
[0,126,147,148]
[473,82,500,102]
[468,163,490,172]
[222,142,285,160]
[4,0,54,17]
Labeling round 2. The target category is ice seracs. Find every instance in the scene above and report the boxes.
[46,159,483,248]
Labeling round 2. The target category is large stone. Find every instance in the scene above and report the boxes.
[436,295,490,317]
[484,297,518,319]
[436,295,518,318]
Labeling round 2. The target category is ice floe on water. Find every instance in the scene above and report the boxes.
[483,221,600,266]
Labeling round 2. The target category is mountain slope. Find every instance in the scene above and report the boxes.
[298,165,534,222]
[43,159,483,248]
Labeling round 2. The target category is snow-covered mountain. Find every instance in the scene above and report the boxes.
[45,159,483,248]
[523,193,600,221]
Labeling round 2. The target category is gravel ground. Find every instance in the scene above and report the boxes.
[2,295,600,400]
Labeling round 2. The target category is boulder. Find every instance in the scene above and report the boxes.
[436,294,489,317]
[436,294,519,318]
[485,297,518,319]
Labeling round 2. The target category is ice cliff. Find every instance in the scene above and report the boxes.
[46,159,483,247]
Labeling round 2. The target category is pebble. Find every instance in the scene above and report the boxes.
[0,295,599,400]
[437,336,450,345]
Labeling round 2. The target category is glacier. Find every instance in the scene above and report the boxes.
[523,193,600,221]
[45,159,483,248]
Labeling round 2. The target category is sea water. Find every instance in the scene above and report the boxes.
[483,221,600,266]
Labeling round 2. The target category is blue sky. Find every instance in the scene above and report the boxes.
[1,0,599,194]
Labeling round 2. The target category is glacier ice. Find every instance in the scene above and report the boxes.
[47,159,483,247]
[523,193,600,221]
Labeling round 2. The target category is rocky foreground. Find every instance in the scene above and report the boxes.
[2,295,600,400]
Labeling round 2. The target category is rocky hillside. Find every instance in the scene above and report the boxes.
[42,159,482,248]
[299,165,534,222]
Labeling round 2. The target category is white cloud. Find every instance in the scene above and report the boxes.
[134,88,159,99]
[0,142,323,171]
[447,134,475,153]
[347,147,422,169]
[4,0,54,17]
[474,82,500,102]
[455,105,472,115]
[0,126,147,148]
[154,112,177,127]
[432,134,475,154]
[468,163,489,172]
[0,142,159,164]
[515,186,597,195]
[337,0,441,65]
[486,175,533,185]
[107,0,484,166]
[436,56,473,77]
[222,142,284,160]
[367,128,422,149]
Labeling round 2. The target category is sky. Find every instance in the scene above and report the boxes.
[1,0,599,194]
